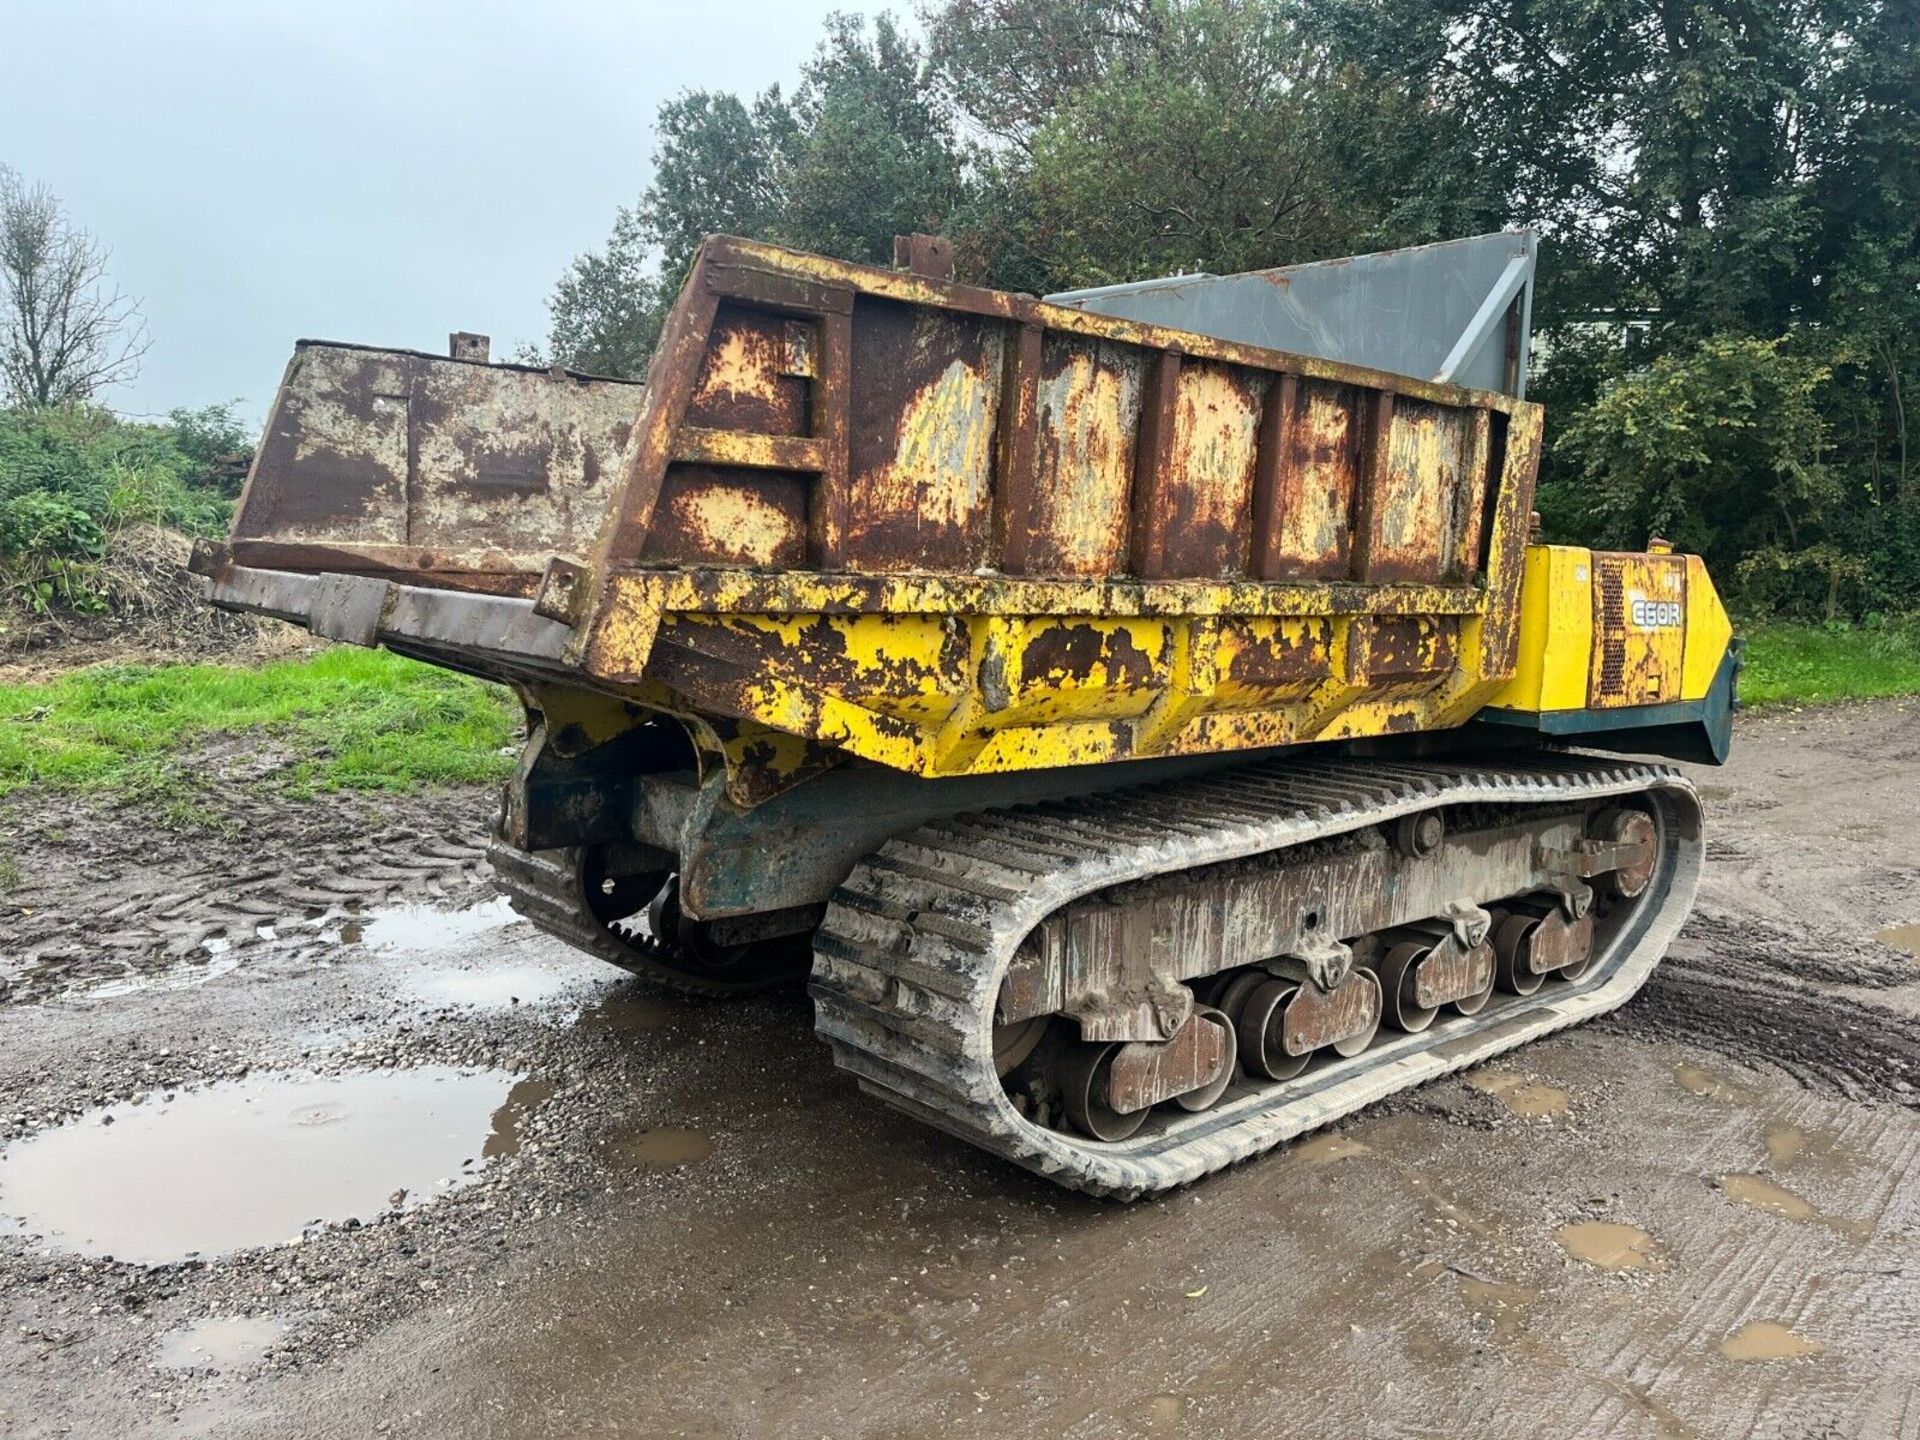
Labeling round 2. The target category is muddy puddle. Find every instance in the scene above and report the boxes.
[576,990,680,1033]
[1456,1275,1539,1340]
[605,1127,714,1170]
[338,896,518,952]
[1720,1320,1827,1362]
[0,1066,538,1264]
[1556,1220,1664,1271]
[1467,1068,1571,1119]
[1,950,243,1008]
[1673,1060,1753,1102]
[403,957,599,1012]
[1760,1121,1855,1174]
[154,1315,291,1372]
[1716,1172,1871,1239]
[1875,922,1920,957]
[2,895,527,1010]
[1289,1133,1371,1164]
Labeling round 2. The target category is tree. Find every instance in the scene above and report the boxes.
[634,88,799,275]
[540,15,965,375]
[922,0,1172,148]
[539,209,669,379]
[781,13,970,264]
[0,167,148,407]
[167,400,255,498]
[930,0,1497,290]
[1556,336,1837,571]
[1012,0,1439,287]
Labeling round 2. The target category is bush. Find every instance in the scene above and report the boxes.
[1551,336,1840,612]
[0,403,244,628]
[0,490,106,615]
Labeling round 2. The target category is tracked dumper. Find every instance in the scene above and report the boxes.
[196,231,1738,1196]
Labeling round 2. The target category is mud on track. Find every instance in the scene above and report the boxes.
[1,699,1919,1439]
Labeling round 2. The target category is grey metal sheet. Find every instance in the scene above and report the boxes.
[1047,231,1537,397]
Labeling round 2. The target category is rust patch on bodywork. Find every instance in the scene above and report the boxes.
[640,467,808,568]
[235,342,641,577]
[1018,337,1146,575]
[1256,379,1358,581]
[683,305,810,436]
[1219,618,1334,703]
[1368,399,1468,584]
[1364,617,1458,696]
[843,300,1003,570]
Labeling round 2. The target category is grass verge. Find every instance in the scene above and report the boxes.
[0,646,519,808]
[1739,619,1920,706]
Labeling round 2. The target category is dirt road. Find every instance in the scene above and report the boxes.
[3,700,1918,1439]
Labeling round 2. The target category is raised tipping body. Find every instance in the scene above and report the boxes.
[198,233,1737,1194]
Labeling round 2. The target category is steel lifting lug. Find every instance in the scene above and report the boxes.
[1439,899,1493,950]
[1548,881,1594,921]
[1271,935,1355,994]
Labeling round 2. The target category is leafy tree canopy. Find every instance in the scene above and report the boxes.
[538,0,1920,617]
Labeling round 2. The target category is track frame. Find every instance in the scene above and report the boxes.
[811,753,1702,1197]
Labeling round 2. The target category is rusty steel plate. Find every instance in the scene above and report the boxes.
[1412,939,1497,1010]
[1281,970,1383,1056]
[1104,1009,1232,1116]
[1523,910,1596,976]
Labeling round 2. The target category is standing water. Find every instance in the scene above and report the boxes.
[0,1066,530,1264]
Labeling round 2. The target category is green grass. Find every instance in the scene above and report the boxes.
[0,647,519,805]
[1739,619,1920,706]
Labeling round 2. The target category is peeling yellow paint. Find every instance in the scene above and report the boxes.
[1172,363,1262,540]
[883,357,1000,532]
[693,327,775,411]
[1275,381,1354,567]
[1033,342,1144,573]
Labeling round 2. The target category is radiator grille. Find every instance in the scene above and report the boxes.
[1588,553,1687,708]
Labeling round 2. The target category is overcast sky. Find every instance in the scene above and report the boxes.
[1,1,886,423]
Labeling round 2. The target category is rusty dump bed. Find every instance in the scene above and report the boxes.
[200,235,1541,798]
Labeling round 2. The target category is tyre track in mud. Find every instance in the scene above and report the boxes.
[1611,942,1920,1108]
[1604,698,1920,1110]
[0,777,496,1005]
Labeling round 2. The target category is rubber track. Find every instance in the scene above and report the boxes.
[810,754,1703,1198]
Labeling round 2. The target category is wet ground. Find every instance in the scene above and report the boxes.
[2,699,1919,1438]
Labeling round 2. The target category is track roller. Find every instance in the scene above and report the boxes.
[1378,924,1499,1030]
[1219,966,1382,1072]
[1060,1006,1237,1140]
[1059,1042,1148,1142]
[1493,898,1597,992]
[1231,979,1310,1081]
